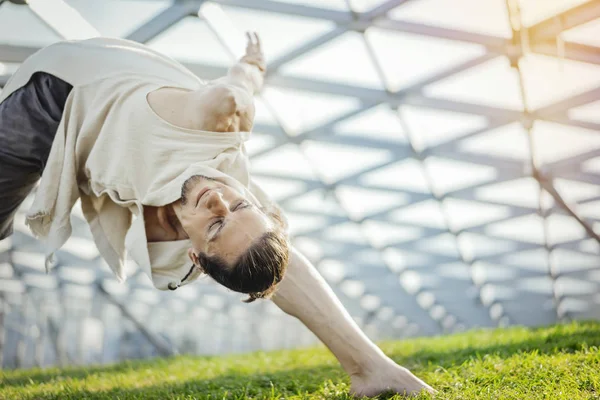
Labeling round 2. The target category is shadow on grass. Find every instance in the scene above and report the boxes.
[0,357,181,387]
[4,365,350,400]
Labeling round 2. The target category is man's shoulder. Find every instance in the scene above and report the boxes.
[201,83,239,113]
[188,83,253,132]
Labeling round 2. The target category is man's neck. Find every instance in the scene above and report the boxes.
[144,203,187,242]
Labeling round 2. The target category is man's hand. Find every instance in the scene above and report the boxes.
[240,32,266,74]
[214,31,265,96]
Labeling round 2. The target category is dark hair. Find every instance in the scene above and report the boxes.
[198,205,289,302]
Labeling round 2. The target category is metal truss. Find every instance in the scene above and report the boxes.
[0,0,599,368]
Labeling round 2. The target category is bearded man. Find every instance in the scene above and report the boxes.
[0,33,434,397]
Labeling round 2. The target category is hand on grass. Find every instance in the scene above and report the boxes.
[350,357,436,398]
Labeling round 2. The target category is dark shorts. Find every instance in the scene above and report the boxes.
[0,72,73,240]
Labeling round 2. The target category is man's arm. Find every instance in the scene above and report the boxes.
[229,33,433,397]
[192,32,263,132]
[212,32,265,96]
[272,247,435,397]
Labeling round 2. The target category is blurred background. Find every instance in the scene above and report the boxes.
[0,0,599,370]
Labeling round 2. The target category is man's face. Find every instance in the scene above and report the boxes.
[179,175,272,264]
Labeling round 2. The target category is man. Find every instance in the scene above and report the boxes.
[0,33,434,397]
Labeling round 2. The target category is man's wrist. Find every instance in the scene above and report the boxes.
[240,56,266,73]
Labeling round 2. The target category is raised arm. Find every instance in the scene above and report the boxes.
[191,32,264,132]
[212,32,265,95]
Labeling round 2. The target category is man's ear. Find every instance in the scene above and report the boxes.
[187,248,200,267]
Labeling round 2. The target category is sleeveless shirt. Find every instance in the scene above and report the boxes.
[0,37,273,290]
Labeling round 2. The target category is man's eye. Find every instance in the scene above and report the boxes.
[210,219,222,231]
[235,201,249,211]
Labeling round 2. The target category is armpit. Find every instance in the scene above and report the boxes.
[202,84,255,133]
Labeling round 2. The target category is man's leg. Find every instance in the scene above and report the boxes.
[0,72,73,240]
[0,162,39,240]
[271,247,434,397]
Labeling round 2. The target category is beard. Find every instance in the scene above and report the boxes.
[180,175,215,205]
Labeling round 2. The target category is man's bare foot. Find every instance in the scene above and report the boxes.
[350,357,435,398]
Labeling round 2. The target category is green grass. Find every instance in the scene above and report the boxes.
[1,321,599,399]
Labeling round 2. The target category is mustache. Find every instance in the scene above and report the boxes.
[180,175,215,205]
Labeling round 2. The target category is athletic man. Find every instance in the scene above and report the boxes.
[0,33,434,396]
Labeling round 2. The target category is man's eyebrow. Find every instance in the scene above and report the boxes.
[208,202,252,243]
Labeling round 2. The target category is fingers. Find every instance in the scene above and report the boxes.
[242,31,265,72]
[245,31,261,50]
[254,32,261,50]
[245,32,252,51]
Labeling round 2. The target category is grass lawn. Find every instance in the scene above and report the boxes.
[1,321,599,399]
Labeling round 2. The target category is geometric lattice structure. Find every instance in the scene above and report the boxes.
[1,0,599,369]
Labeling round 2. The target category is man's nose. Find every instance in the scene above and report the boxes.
[206,190,229,215]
